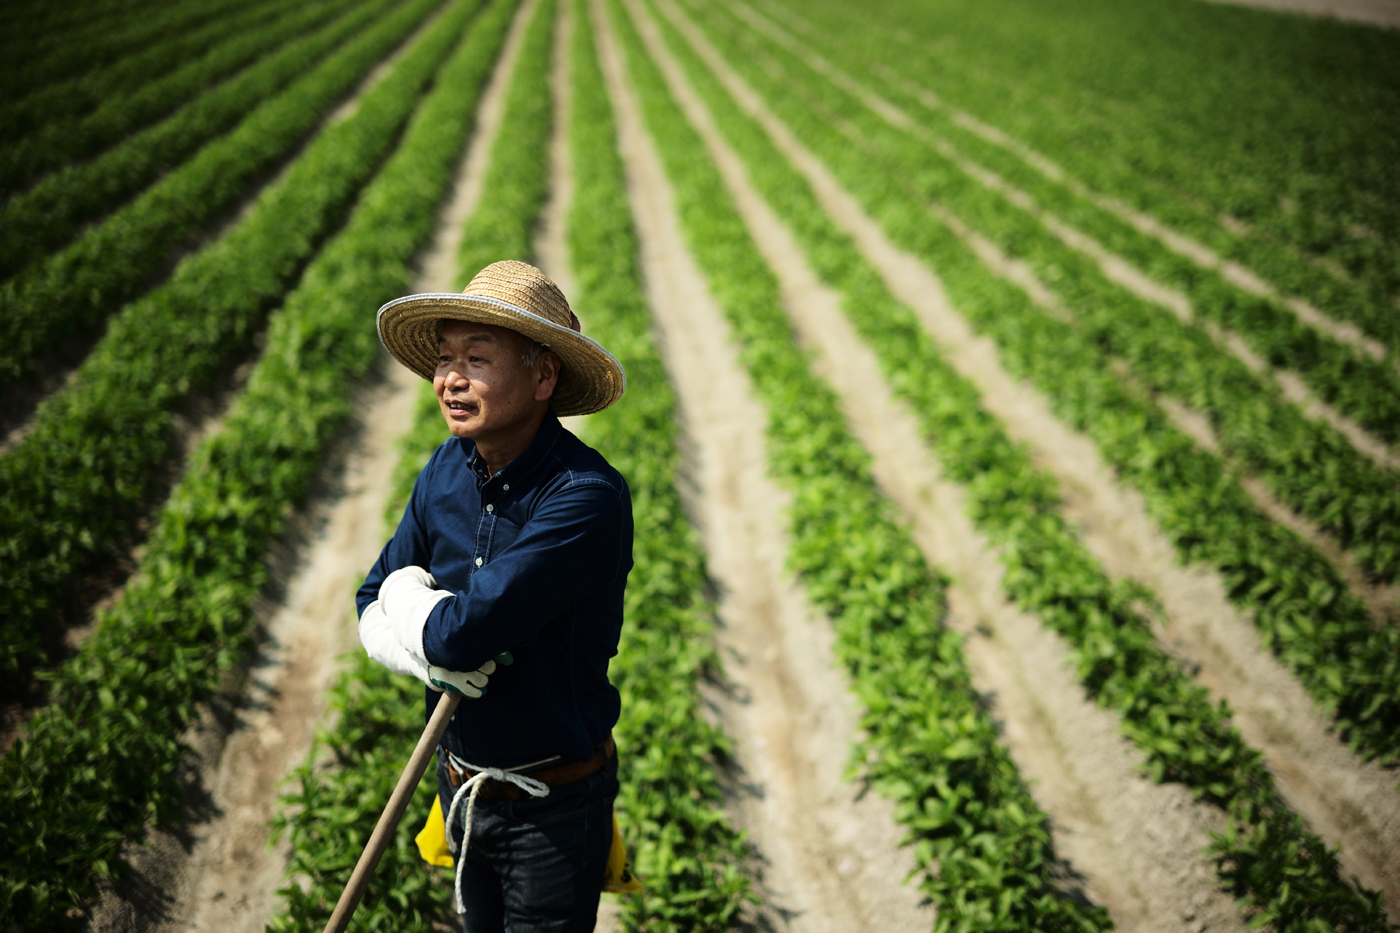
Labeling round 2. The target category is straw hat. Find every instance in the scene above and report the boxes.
[377,260,625,417]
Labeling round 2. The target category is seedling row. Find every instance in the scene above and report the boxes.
[0,0,1395,929]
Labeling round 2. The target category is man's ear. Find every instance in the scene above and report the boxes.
[533,350,561,402]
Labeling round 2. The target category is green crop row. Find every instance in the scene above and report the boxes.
[269,0,545,923]
[0,0,251,104]
[683,0,1400,758]
[608,3,1113,929]
[713,3,1400,587]
[0,0,284,153]
[273,654,454,933]
[272,3,754,927]
[572,2,752,926]
[0,0,440,395]
[763,19,1400,449]
[0,1,511,928]
[771,0,1400,357]
[654,1,1395,928]
[0,0,363,235]
[0,0,145,55]
[717,1,1400,751]
[0,0,459,706]
[885,0,1400,297]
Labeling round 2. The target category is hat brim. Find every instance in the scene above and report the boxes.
[377,293,626,417]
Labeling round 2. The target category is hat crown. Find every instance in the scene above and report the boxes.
[463,260,572,332]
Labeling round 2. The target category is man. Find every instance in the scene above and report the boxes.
[356,260,631,932]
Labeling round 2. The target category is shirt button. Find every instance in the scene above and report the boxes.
[475,557,483,567]
[502,484,510,491]
[486,504,494,513]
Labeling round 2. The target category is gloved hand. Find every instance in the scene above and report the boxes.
[380,565,452,661]
[429,664,490,698]
[359,599,433,686]
[428,652,515,698]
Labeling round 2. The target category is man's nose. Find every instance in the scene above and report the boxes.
[442,364,469,387]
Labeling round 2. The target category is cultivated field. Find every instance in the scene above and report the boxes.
[0,0,1397,930]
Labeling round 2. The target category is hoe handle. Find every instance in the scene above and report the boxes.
[321,690,461,933]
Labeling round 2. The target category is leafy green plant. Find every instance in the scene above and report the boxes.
[771,0,1400,363]
[271,3,753,927]
[0,0,370,278]
[608,3,1111,929]
[0,0,443,393]
[0,0,453,704]
[0,1,509,926]
[688,0,1400,759]
[0,0,251,104]
[571,4,752,926]
[662,2,1394,927]
[0,0,311,196]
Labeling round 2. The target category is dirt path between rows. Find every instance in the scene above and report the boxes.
[638,2,1256,930]
[652,1,1400,917]
[754,0,1395,368]
[531,9,613,927]
[732,0,1400,478]
[82,2,543,930]
[595,3,936,929]
[0,1,465,750]
[1199,0,1400,29]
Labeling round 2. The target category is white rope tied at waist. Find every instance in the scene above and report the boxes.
[443,751,558,915]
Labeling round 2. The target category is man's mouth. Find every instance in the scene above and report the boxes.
[445,399,475,413]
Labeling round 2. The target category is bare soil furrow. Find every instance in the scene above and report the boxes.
[751,0,1393,365]
[727,0,1400,627]
[926,178,1400,630]
[0,2,449,459]
[729,0,1400,474]
[861,58,1390,364]
[533,3,577,304]
[83,2,546,928]
[652,4,1400,911]
[596,3,934,927]
[1151,391,1400,629]
[640,3,1252,930]
[536,2,591,444]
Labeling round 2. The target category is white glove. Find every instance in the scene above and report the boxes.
[380,565,452,661]
[359,599,432,686]
[363,601,500,698]
[429,662,493,698]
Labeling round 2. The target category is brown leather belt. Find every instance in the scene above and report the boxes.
[445,735,615,799]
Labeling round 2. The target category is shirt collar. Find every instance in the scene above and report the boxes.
[464,411,564,487]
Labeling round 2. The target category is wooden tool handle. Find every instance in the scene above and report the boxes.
[321,690,462,933]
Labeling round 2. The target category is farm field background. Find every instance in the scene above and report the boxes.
[0,0,1397,930]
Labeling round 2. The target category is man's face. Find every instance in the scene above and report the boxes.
[434,321,557,445]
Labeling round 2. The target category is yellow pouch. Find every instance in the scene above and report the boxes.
[415,796,454,867]
[603,811,643,893]
[417,797,642,893]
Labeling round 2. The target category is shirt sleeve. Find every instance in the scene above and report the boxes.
[421,477,626,672]
[356,448,439,618]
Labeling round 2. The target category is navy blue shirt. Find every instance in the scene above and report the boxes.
[357,412,632,767]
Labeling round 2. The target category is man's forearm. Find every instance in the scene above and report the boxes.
[359,599,434,684]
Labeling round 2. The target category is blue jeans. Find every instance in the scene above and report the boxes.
[436,749,618,933]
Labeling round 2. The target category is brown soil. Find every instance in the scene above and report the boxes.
[758,0,1398,369]
[643,2,1256,929]
[1197,0,1400,30]
[650,3,1400,916]
[598,2,937,927]
[82,1,546,929]
[736,0,1400,477]
[43,0,1400,929]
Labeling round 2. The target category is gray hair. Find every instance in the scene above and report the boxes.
[518,333,547,368]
